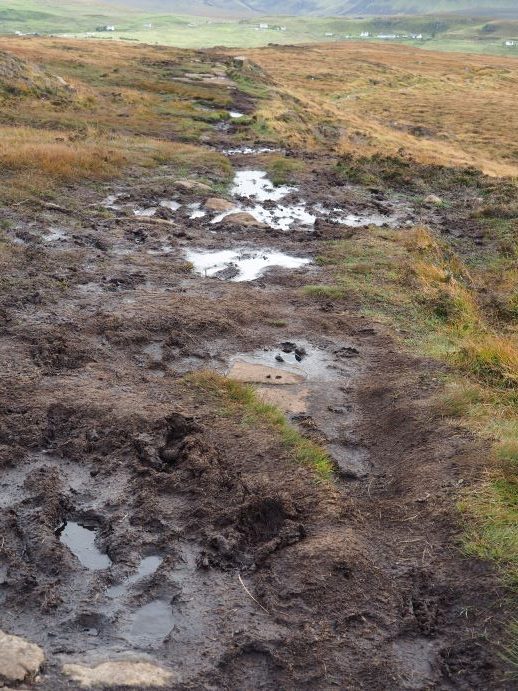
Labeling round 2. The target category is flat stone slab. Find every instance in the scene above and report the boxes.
[174,179,212,192]
[0,630,45,683]
[220,211,268,227]
[62,661,175,688]
[227,361,306,385]
[204,197,236,212]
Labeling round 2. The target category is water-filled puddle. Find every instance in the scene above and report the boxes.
[224,146,280,155]
[58,522,111,570]
[313,203,393,227]
[229,342,337,384]
[133,207,157,217]
[107,555,162,598]
[185,248,310,281]
[231,170,295,202]
[187,202,206,219]
[227,342,336,414]
[209,170,398,231]
[126,600,174,647]
[248,203,315,230]
[159,200,181,211]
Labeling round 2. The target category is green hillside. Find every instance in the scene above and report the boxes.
[1,0,517,55]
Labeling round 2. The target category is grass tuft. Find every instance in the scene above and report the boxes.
[185,371,334,480]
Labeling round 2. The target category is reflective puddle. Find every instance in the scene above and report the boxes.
[231,170,295,202]
[126,600,174,647]
[211,170,395,231]
[107,555,162,599]
[227,342,337,413]
[312,203,393,227]
[224,146,280,155]
[159,200,181,211]
[133,207,157,217]
[187,202,206,219]
[57,521,111,570]
[185,248,310,281]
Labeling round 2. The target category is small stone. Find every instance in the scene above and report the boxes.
[0,630,45,683]
[174,179,211,192]
[424,194,443,205]
[220,211,266,227]
[275,354,284,362]
[62,661,175,688]
[203,197,236,212]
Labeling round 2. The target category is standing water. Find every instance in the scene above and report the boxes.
[58,522,111,570]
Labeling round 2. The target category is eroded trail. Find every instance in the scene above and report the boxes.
[0,54,509,690]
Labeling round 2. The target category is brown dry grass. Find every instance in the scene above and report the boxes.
[241,42,518,177]
[0,38,233,200]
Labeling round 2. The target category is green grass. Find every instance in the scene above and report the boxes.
[185,371,334,480]
[303,220,518,603]
[461,479,518,587]
[303,285,347,300]
[2,1,518,56]
[265,155,305,185]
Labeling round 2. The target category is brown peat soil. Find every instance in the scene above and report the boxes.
[0,37,516,689]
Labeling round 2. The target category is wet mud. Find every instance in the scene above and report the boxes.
[0,53,511,690]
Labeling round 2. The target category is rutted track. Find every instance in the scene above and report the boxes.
[0,51,511,689]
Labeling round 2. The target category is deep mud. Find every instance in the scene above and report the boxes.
[0,54,511,690]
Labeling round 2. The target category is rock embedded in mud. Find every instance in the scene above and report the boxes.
[220,212,268,228]
[424,194,443,205]
[174,179,211,192]
[203,197,236,212]
[62,661,175,688]
[0,630,45,683]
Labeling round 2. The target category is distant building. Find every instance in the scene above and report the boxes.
[360,31,370,38]
[325,32,334,37]
[505,40,517,46]
[96,25,116,32]
[259,23,269,30]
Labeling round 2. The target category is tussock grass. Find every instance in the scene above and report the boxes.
[0,39,235,201]
[303,285,347,300]
[461,477,518,587]
[0,127,124,180]
[185,371,334,480]
[456,336,518,390]
[265,155,305,185]
[244,43,518,177]
[305,223,518,600]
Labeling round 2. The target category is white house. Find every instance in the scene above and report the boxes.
[259,23,269,30]
[505,40,517,46]
[360,31,370,38]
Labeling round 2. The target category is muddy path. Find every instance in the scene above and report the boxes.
[0,59,510,689]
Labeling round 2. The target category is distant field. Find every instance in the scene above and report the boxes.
[1,1,518,56]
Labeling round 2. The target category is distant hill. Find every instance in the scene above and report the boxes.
[100,0,518,18]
